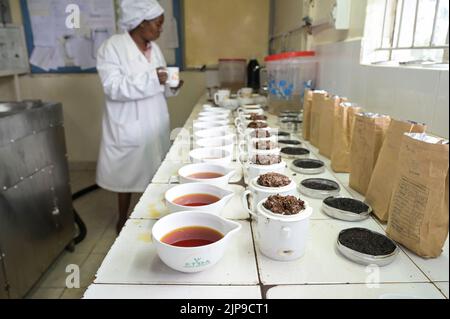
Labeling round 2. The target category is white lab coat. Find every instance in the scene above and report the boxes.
[96,32,177,193]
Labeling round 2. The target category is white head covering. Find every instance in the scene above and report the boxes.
[120,0,165,31]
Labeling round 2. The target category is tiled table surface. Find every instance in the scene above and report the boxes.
[85,95,448,299]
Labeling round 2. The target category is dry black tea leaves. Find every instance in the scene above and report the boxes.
[301,179,339,191]
[339,228,397,256]
[324,197,370,214]
[279,140,302,146]
[293,159,324,169]
[281,147,310,156]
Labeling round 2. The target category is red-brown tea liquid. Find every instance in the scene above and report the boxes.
[173,194,220,207]
[161,226,224,247]
[188,172,224,179]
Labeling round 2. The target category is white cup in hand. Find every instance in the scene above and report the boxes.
[166,67,180,88]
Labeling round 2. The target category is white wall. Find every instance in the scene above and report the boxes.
[315,40,449,138]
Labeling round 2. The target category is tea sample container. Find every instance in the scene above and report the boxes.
[337,228,400,267]
[281,147,311,159]
[322,197,372,222]
[279,140,302,147]
[290,159,325,175]
[299,178,340,199]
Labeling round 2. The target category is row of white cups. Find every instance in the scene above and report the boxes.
[167,102,313,260]
[151,98,314,274]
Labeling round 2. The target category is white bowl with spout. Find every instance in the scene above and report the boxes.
[189,148,233,166]
[198,111,230,119]
[194,128,235,141]
[152,211,241,273]
[165,183,235,214]
[178,163,236,187]
[195,118,230,126]
[193,122,231,133]
[201,106,232,115]
[195,137,235,156]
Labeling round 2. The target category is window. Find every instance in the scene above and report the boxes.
[363,0,448,67]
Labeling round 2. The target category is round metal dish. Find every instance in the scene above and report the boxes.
[298,178,340,199]
[280,147,310,160]
[277,131,291,139]
[337,228,400,267]
[290,159,325,175]
[322,197,372,221]
[279,139,302,146]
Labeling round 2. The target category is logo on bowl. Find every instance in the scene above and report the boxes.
[184,257,211,269]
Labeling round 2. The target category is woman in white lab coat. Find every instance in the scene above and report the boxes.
[96,0,183,233]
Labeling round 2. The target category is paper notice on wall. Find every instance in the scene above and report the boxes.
[30,15,56,47]
[30,46,53,71]
[92,29,111,57]
[66,36,96,69]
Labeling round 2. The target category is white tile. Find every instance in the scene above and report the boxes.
[84,284,262,299]
[152,161,185,184]
[435,282,449,299]
[392,68,440,126]
[364,66,398,116]
[130,184,249,220]
[403,238,449,282]
[349,66,368,103]
[333,42,354,98]
[431,71,449,138]
[348,63,368,106]
[266,283,444,299]
[130,184,172,220]
[95,220,258,285]
[256,218,428,285]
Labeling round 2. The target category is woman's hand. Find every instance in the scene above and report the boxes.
[174,79,184,90]
[157,67,168,85]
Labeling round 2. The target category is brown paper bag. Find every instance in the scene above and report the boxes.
[310,91,328,147]
[386,133,449,258]
[330,103,362,173]
[318,96,346,158]
[366,120,427,222]
[349,113,391,195]
[302,89,313,141]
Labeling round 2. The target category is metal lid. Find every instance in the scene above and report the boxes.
[290,159,325,175]
[322,197,372,222]
[299,178,340,199]
[337,228,400,267]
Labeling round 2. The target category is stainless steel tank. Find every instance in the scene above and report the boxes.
[0,100,75,299]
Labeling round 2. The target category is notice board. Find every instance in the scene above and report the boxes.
[21,0,181,73]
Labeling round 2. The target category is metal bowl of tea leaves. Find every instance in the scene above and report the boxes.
[322,197,372,222]
[280,147,310,160]
[298,178,340,199]
[337,228,400,267]
[290,159,325,175]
